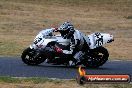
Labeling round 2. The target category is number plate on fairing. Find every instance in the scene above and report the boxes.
[94,33,104,47]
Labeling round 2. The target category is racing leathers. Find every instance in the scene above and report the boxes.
[61,29,90,64]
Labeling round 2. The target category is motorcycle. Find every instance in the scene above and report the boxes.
[21,32,114,68]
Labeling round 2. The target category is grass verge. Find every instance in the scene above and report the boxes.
[0,76,132,88]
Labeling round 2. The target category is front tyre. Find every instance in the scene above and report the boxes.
[83,47,109,68]
[21,47,45,65]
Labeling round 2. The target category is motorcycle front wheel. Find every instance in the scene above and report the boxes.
[21,47,45,65]
[83,47,109,68]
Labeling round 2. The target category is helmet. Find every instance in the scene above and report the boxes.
[58,22,74,31]
[58,22,74,37]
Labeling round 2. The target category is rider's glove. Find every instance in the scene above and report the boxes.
[53,27,58,32]
[55,47,63,53]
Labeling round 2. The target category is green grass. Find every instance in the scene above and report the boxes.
[0,76,56,83]
[0,76,132,88]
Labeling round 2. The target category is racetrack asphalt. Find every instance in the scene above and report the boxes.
[0,57,132,81]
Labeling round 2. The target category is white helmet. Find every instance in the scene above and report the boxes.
[58,22,74,31]
[58,22,74,37]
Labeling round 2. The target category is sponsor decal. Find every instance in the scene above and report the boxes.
[76,66,130,84]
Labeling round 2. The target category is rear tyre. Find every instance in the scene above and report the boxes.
[83,47,109,68]
[21,47,45,65]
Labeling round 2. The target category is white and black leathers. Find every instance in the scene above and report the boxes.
[61,29,90,54]
[59,29,90,63]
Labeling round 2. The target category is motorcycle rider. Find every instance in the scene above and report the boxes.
[35,22,90,65]
[57,22,90,65]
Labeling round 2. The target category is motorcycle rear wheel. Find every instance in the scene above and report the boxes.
[21,47,45,65]
[83,47,109,68]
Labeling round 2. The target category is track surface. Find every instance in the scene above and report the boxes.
[0,57,132,80]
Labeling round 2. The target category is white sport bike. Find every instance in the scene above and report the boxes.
[21,32,114,68]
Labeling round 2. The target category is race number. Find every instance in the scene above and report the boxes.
[34,37,42,45]
[94,33,103,46]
